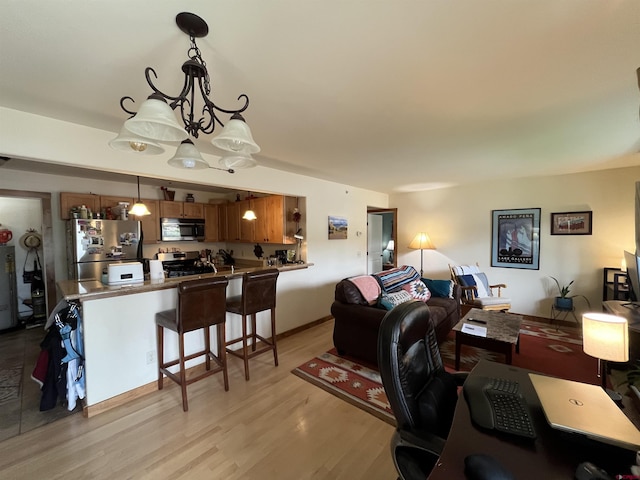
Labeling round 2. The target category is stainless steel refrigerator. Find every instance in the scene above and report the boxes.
[0,245,18,330]
[67,219,142,281]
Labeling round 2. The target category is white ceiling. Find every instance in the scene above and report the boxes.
[1,1,639,194]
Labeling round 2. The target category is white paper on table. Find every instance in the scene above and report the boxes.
[461,323,487,337]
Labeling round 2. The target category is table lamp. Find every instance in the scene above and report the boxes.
[386,239,395,264]
[582,312,628,401]
[408,232,436,276]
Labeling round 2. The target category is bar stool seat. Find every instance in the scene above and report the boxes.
[225,269,279,381]
[156,276,229,411]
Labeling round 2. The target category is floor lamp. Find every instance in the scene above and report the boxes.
[582,312,628,402]
[408,232,436,276]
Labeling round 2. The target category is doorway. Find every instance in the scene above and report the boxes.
[367,207,397,271]
[0,189,56,322]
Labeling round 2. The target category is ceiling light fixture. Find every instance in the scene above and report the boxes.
[128,176,151,217]
[242,192,257,220]
[116,12,259,172]
[109,125,166,155]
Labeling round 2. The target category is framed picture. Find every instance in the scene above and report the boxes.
[491,208,541,270]
[550,211,592,235]
[328,215,348,239]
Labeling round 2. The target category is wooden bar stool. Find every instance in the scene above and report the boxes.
[225,269,279,381]
[156,276,229,411]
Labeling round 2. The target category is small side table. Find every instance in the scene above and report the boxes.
[550,304,579,328]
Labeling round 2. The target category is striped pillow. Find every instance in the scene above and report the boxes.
[374,265,420,293]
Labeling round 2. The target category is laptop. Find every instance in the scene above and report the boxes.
[529,373,640,451]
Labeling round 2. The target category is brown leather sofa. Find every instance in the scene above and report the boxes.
[331,276,461,367]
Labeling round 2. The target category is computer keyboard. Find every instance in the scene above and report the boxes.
[463,375,537,439]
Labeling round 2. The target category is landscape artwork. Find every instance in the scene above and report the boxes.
[328,216,348,240]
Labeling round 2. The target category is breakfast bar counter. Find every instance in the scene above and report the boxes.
[56,263,313,416]
[57,262,313,302]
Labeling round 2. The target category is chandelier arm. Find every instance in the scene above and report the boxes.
[119,96,137,117]
[143,67,186,103]
[209,166,235,173]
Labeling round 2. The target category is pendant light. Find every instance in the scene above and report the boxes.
[129,176,151,217]
[242,192,257,221]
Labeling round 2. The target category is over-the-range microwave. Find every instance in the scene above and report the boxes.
[160,218,205,242]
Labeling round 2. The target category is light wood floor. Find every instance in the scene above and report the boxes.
[0,320,397,479]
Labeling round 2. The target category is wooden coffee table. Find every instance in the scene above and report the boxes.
[452,308,523,370]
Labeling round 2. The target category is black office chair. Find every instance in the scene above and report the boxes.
[377,300,467,480]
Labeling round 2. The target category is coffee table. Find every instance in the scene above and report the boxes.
[452,308,523,370]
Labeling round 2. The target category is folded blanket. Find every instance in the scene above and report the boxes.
[347,275,381,305]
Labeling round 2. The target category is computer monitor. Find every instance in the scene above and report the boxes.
[624,250,640,304]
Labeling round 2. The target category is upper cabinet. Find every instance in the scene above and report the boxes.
[225,195,296,244]
[159,201,204,219]
[60,192,100,219]
[99,196,135,211]
[204,204,220,242]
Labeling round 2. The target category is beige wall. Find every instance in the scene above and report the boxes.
[392,166,640,318]
[0,107,388,333]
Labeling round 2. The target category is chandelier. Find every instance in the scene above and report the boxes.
[109,12,259,172]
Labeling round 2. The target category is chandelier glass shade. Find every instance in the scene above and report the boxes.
[116,12,259,173]
[219,152,257,169]
[108,125,165,155]
[168,140,210,169]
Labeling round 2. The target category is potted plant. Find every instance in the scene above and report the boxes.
[550,276,591,310]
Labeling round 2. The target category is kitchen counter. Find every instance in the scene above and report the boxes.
[55,261,314,415]
[57,262,313,302]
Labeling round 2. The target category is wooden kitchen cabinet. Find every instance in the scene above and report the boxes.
[159,201,204,219]
[238,200,255,242]
[60,192,99,219]
[204,204,220,242]
[132,199,160,244]
[225,202,241,241]
[254,195,297,244]
[183,202,204,219]
[99,196,135,216]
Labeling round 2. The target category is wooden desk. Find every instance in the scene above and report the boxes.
[428,361,637,479]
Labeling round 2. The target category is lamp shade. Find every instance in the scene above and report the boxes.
[124,94,188,142]
[129,202,151,216]
[582,313,629,362]
[408,232,436,250]
[242,209,257,221]
[108,125,165,155]
[218,152,257,169]
[211,114,260,154]
[168,140,210,169]
[386,240,395,251]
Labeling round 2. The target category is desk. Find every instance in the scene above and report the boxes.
[428,361,637,479]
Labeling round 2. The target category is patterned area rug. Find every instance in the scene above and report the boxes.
[292,350,395,426]
[293,319,598,424]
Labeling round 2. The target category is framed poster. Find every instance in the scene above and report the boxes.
[328,215,348,239]
[550,211,592,235]
[491,208,540,270]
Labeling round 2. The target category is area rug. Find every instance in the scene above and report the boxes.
[292,350,395,426]
[292,319,599,424]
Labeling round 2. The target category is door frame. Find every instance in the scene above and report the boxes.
[0,189,56,318]
[367,207,397,269]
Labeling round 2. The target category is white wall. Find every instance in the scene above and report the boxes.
[0,108,388,333]
[392,166,640,318]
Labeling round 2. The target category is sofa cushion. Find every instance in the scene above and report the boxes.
[422,278,454,299]
[374,265,420,293]
[378,290,414,310]
[402,279,431,302]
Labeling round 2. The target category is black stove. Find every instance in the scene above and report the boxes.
[156,251,215,278]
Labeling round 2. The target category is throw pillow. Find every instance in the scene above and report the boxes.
[422,278,454,299]
[402,279,431,302]
[378,290,414,310]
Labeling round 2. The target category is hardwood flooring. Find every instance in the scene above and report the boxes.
[0,320,397,479]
